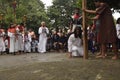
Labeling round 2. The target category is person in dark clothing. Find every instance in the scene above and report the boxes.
[52,30,60,51]
[83,0,118,59]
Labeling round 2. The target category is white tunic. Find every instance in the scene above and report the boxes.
[8,32,15,53]
[0,32,5,52]
[16,27,24,51]
[38,26,49,53]
[24,34,31,53]
[68,34,83,56]
[116,24,120,39]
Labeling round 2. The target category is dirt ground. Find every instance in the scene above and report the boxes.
[0,52,120,80]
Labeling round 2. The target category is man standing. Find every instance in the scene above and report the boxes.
[84,0,118,59]
[71,8,82,32]
[16,23,24,53]
[8,24,16,54]
[38,21,49,53]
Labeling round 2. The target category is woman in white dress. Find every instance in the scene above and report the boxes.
[0,29,5,53]
[68,27,83,58]
[38,21,49,53]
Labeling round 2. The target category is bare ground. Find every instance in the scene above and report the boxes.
[0,52,120,80]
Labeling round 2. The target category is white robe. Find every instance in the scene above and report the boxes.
[15,37,19,52]
[68,34,83,56]
[8,32,16,53]
[38,26,49,53]
[24,34,31,53]
[16,27,24,51]
[0,32,5,52]
[116,24,120,39]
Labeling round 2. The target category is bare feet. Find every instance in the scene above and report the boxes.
[96,53,102,56]
[96,55,106,59]
[68,53,72,58]
[112,56,119,60]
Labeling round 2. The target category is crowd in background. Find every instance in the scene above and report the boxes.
[0,22,72,55]
[0,4,120,59]
[0,17,120,56]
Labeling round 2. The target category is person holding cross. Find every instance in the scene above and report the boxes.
[83,0,118,59]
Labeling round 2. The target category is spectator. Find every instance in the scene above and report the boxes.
[38,21,49,53]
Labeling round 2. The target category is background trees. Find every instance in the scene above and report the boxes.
[47,0,78,29]
[0,0,119,30]
[77,0,120,11]
[0,0,47,31]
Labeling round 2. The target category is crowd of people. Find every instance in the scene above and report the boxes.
[0,22,71,55]
[0,0,119,60]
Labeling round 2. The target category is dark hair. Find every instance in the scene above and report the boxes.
[75,8,80,10]
[116,18,120,24]
[74,27,82,38]
[20,23,24,26]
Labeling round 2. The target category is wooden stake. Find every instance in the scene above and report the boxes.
[82,0,88,59]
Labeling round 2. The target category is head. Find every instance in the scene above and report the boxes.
[59,29,62,33]
[11,24,16,28]
[94,0,101,7]
[32,38,35,41]
[25,31,28,35]
[116,18,120,24]
[74,27,82,38]
[53,30,57,34]
[29,29,32,32]
[20,23,24,26]
[41,21,46,27]
[74,8,80,14]
[94,0,106,7]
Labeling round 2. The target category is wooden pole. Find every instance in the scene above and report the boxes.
[82,0,88,59]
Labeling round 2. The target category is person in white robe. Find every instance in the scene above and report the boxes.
[24,32,31,53]
[38,21,49,53]
[15,27,19,53]
[8,24,16,54]
[0,29,5,53]
[16,25,24,53]
[68,27,83,57]
[116,18,120,49]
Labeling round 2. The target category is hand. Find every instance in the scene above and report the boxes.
[86,17,91,20]
[82,8,85,12]
[82,8,87,12]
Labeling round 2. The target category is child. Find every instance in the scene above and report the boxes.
[24,32,31,53]
[31,38,38,53]
[4,35,9,54]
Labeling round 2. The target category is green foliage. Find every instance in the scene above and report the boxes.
[0,0,120,31]
[77,0,120,10]
[47,0,79,29]
[0,0,49,32]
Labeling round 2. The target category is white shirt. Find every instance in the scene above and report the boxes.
[116,24,120,39]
